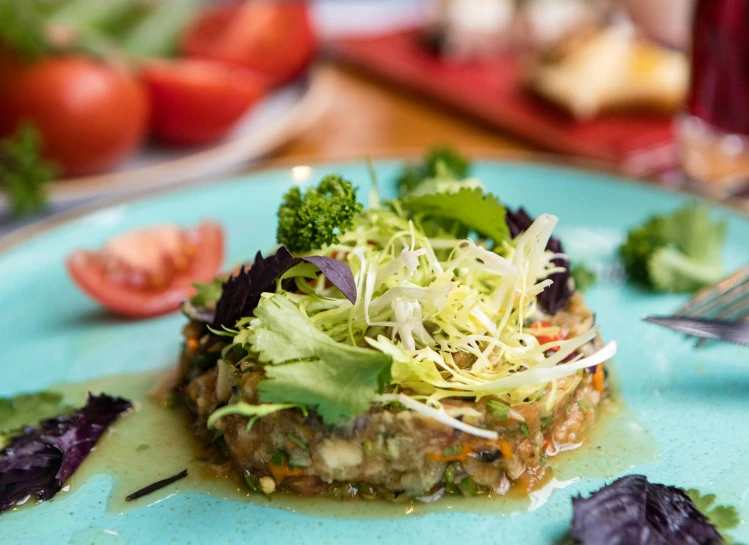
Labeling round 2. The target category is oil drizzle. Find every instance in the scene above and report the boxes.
[45,371,656,519]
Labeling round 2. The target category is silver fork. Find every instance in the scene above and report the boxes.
[673,264,749,347]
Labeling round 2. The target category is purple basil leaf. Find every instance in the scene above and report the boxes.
[212,246,358,329]
[505,207,572,314]
[0,393,131,513]
[299,255,357,304]
[571,475,723,545]
[212,247,296,329]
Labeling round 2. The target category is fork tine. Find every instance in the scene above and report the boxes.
[687,281,749,318]
[676,266,749,317]
[694,295,749,347]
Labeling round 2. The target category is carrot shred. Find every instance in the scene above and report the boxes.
[496,439,513,460]
[268,461,303,482]
[186,338,199,356]
[426,444,470,463]
[592,364,605,392]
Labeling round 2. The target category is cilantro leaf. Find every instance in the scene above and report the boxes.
[686,489,741,543]
[0,391,72,447]
[619,203,727,292]
[571,264,597,292]
[403,187,510,247]
[253,295,392,425]
[0,123,57,217]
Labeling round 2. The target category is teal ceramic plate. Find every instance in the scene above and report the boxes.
[2,159,748,544]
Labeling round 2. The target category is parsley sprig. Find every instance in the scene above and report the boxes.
[0,124,57,218]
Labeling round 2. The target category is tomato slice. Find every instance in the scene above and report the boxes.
[66,221,224,318]
[141,59,266,146]
[181,1,316,87]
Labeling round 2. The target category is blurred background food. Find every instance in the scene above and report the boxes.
[0,0,747,231]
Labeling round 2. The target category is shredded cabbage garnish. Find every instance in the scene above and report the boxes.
[222,201,616,437]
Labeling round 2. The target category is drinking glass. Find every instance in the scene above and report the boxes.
[678,0,749,198]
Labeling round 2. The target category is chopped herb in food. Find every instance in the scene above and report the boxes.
[571,475,723,545]
[487,400,510,420]
[287,433,308,451]
[519,423,530,438]
[442,444,463,457]
[277,175,363,253]
[571,264,597,292]
[0,123,57,218]
[0,393,131,513]
[619,203,726,292]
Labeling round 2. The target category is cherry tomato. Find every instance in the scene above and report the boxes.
[0,56,149,177]
[530,321,565,351]
[66,221,224,318]
[181,1,315,87]
[142,59,266,146]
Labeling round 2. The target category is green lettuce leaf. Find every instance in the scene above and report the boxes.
[252,295,392,425]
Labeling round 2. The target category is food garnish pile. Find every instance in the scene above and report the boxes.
[178,149,616,501]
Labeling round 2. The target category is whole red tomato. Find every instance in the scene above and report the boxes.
[0,56,149,177]
[142,59,266,146]
[181,0,316,87]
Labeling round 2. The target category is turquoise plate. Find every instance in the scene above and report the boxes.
[2,159,748,544]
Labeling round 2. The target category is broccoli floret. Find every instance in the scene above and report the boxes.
[618,204,726,292]
[397,146,470,197]
[277,175,362,253]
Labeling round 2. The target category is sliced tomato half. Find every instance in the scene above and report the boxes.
[141,59,266,146]
[181,1,316,87]
[66,221,224,318]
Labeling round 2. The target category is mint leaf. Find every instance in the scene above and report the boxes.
[403,187,510,246]
[252,295,392,425]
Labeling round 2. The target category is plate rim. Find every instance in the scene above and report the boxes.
[1,148,746,255]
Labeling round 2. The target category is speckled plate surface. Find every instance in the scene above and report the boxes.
[1,159,748,544]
